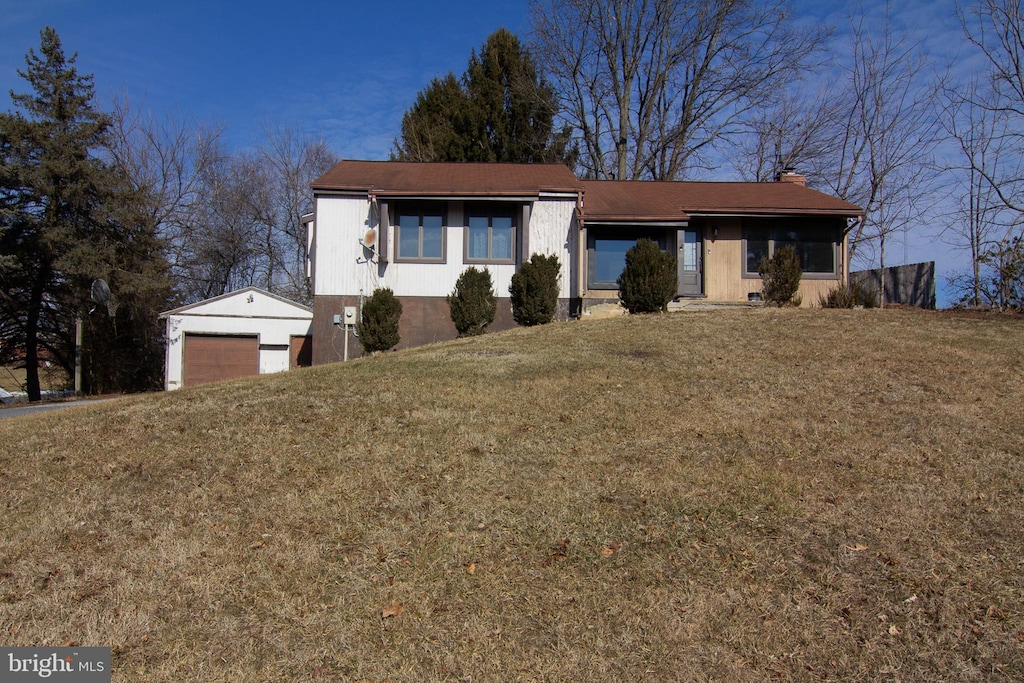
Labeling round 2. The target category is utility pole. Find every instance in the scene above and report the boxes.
[74,316,83,395]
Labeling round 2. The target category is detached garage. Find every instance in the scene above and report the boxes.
[161,287,313,390]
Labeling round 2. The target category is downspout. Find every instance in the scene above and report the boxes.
[576,189,585,312]
[843,215,862,285]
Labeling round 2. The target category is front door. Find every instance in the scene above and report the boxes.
[678,229,703,296]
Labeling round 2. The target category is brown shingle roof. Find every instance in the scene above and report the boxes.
[312,161,862,217]
[582,180,861,221]
[312,160,581,196]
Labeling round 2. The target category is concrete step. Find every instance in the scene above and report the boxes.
[667,299,764,311]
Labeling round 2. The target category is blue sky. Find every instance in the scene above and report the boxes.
[0,0,976,304]
[0,0,531,157]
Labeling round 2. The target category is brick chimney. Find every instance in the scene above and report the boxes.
[775,167,806,187]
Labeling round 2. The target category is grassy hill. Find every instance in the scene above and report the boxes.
[1,308,1022,681]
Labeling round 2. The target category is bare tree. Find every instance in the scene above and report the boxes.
[950,0,1024,306]
[836,10,943,269]
[529,0,828,180]
[732,5,943,271]
[957,1,1024,213]
[177,154,270,301]
[733,89,842,183]
[109,100,338,305]
[940,80,1018,306]
[253,125,338,304]
[106,96,225,301]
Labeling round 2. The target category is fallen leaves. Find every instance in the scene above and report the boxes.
[844,543,868,552]
[381,602,404,619]
[601,542,622,557]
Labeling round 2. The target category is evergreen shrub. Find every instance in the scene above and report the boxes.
[357,288,402,353]
[448,267,497,336]
[758,245,803,306]
[510,253,561,325]
[617,238,678,313]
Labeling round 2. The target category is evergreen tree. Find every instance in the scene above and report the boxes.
[0,27,171,398]
[394,29,574,164]
[80,188,175,394]
[393,74,475,163]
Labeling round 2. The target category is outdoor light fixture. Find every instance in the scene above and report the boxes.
[712,225,719,241]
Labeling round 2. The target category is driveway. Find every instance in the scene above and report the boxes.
[0,397,118,420]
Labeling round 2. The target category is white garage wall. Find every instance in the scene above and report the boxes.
[162,288,313,391]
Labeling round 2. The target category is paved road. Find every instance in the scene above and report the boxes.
[0,398,118,420]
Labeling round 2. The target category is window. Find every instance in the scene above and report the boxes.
[395,204,446,262]
[466,206,515,263]
[587,228,668,289]
[743,219,838,278]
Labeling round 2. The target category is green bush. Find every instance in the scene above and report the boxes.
[510,253,561,326]
[448,266,497,336]
[758,245,803,306]
[617,238,678,313]
[357,288,402,354]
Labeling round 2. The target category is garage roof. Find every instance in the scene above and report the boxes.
[160,287,312,319]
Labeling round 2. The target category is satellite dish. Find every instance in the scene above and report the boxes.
[90,278,118,317]
[360,227,378,250]
[91,279,110,305]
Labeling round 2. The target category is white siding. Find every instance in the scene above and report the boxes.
[312,195,374,296]
[313,194,579,299]
[529,198,578,299]
[162,289,312,391]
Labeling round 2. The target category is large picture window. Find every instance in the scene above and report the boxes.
[395,204,446,262]
[466,206,515,264]
[587,228,668,289]
[743,219,839,278]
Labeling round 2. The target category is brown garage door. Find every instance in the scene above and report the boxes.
[184,334,259,387]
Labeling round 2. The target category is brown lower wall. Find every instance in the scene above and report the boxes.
[313,295,573,365]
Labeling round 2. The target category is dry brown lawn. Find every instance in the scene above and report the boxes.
[1,308,1022,681]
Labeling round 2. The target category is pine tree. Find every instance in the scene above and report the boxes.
[0,27,171,398]
[394,29,574,164]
